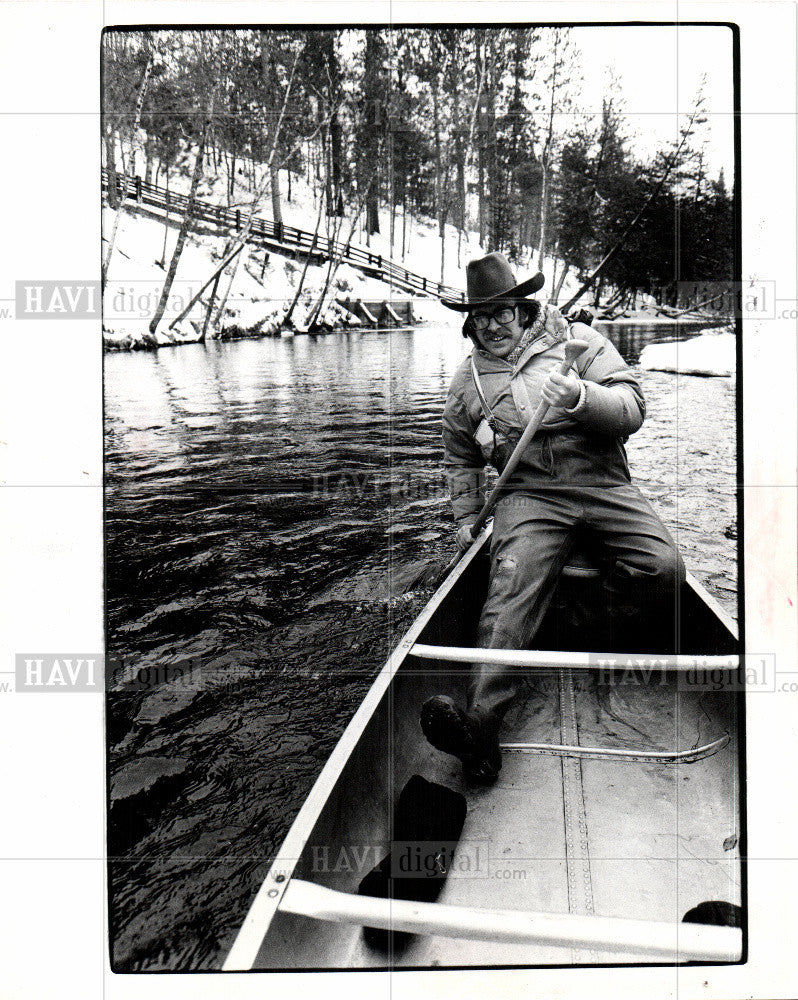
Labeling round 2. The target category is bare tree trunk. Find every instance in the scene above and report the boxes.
[460,45,486,261]
[201,272,221,342]
[307,202,349,329]
[552,261,569,304]
[102,202,124,289]
[536,170,551,272]
[401,186,407,259]
[167,242,243,330]
[261,32,285,229]
[284,190,326,326]
[129,49,154,178]
[483,34,501,252]
[149,96,212,335]
[431,72,447,284]
[102,46,154,287]
[439,214,446,284]
[389,138,396,258]
[307,176,373,329]
[145,136,156,185]
[212,244,249,336]
[270,164,283,225]
[104,129,118,209]
[210,57,312,331]
[160,169,170,267]
[535,32,560,272]
[478,146,485,246]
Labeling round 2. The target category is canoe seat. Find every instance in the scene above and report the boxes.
[561,549,602,580]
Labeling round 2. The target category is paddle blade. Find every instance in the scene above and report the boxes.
[390,558,449,596]
[358,776,468,953]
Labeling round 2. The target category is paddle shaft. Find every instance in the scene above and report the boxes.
[438,339,589,581]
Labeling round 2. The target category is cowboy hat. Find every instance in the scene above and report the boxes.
[440,252,545,312]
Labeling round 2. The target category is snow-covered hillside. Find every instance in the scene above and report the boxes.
[103,139,593,350]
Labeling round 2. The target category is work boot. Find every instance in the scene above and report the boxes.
[420,695,502,785]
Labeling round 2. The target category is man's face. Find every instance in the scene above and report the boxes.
[471,303,524,359]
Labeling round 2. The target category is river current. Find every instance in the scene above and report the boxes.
[105,321,738,969]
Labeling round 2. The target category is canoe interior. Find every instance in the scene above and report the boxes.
[253,542,742,969]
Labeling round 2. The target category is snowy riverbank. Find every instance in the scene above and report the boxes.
[102,158,724,351]
[639,328,735,376]
[101,205,458,350]
[101,156,604,350]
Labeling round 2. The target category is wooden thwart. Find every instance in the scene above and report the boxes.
[278,879,742,962]
[411,644,739,672]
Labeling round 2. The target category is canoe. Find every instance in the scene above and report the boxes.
[224,526,743,970]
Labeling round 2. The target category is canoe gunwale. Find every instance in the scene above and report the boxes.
[222,528,492,971]
[223,524,741,971]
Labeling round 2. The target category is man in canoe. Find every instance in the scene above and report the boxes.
[421,252,685,784]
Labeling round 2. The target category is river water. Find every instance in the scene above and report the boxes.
[105,321,738,970]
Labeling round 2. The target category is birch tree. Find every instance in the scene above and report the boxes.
[102,35,155,287]
[148,83,216,335]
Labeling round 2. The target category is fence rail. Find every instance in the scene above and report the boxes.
[101,169,466,303]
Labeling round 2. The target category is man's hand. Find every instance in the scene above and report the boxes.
[455,523,476,552]
[541,368,581,409]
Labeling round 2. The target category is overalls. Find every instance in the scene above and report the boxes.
[441,308,685,726]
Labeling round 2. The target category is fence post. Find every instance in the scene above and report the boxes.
[275,222,283,243]
[235,209,241,230]
[422,277,427,292]
[135,175,142,204]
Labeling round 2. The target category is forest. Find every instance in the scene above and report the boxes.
[102,27,735,333]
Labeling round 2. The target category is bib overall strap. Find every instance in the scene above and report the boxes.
[470,355,498,431]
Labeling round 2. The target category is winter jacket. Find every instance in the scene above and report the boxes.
[442,304,646,526]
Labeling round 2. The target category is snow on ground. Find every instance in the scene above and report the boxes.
[107,139,672,350]
[123,145,580,296]
[143,149,489,291]
[638,328,735,376]
[101,205,384,349]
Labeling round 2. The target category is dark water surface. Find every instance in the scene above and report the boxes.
[105,321,737,970]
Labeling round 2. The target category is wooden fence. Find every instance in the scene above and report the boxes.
[101,169,466,303]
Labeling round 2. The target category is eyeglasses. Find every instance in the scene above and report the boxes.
[471,306,516,332]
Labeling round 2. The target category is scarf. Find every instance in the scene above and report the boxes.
[506,307,547,367]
